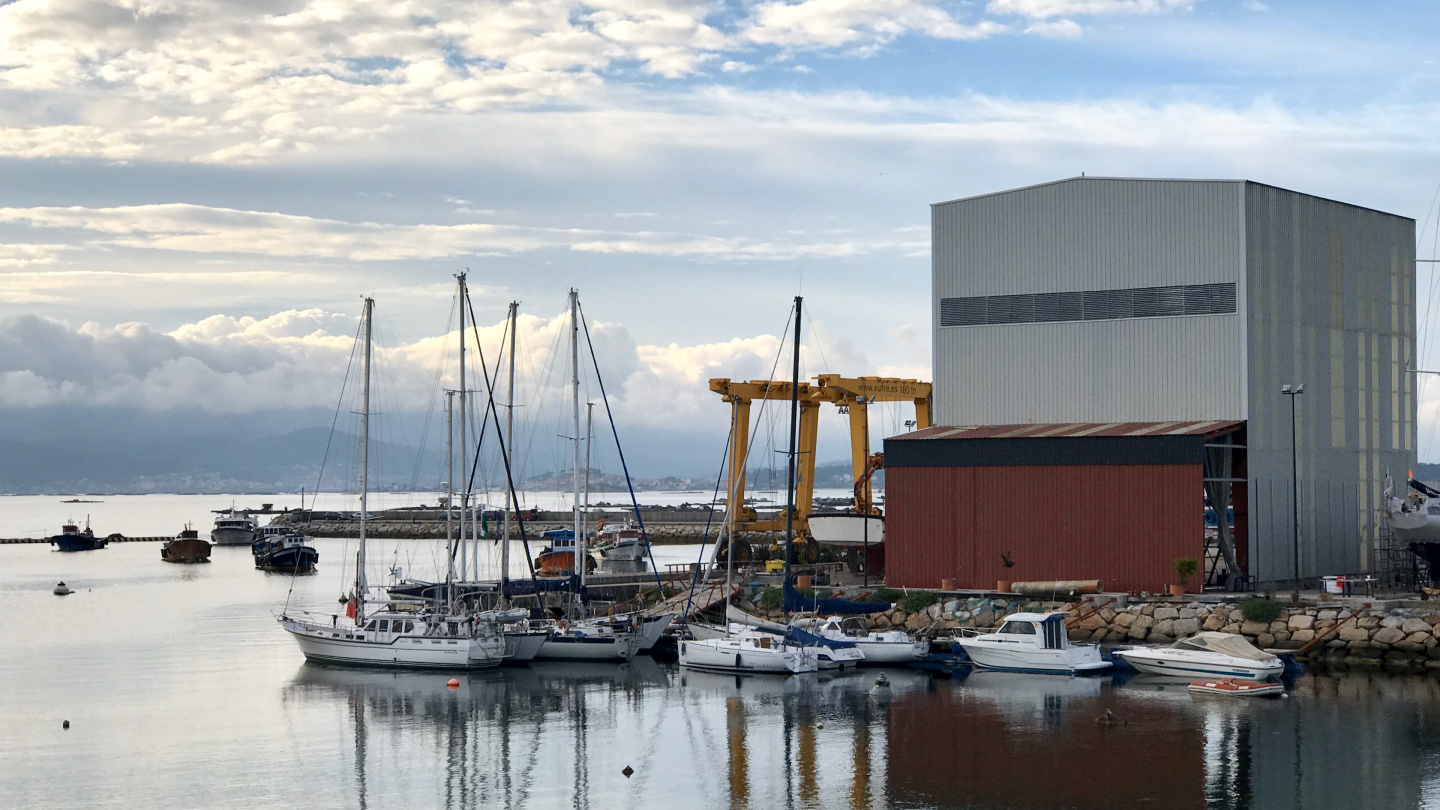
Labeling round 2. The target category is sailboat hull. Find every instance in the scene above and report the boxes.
[534,633,640,661]
[503,630,551,662]
[282,620,504,669]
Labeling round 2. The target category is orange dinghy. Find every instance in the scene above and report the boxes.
[1188,678,1284,698]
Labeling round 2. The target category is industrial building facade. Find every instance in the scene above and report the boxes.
[889,177,1415,589]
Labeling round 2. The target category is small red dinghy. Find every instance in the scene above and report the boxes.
[1188,678,1284,697]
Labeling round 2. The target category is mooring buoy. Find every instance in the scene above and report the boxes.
[622,766,634,779]
[447,678,460,689]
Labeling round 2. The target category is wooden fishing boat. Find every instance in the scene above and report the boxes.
[161,525,212,563]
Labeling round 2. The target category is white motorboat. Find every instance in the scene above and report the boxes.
[282,608,521,669]
[590,521,650,562]
[211,511,259,546]
[795,616,929,664]
[1115,632,1285,681]
[955,612,1111,674]
[679,629,819,674]
[534,620,644,661]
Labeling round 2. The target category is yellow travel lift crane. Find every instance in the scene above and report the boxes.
[708,375,932,541]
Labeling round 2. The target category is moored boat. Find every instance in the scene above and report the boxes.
[212,511,259,546]
[1115,632,1284,681]
[590,521,650,562]
[51,521,107,552]
[795,615,928,664]
[1188,678,1284,697]
[253,532,319,573]
[161,525,212,563]
[954,612,1111,674]
[535,528,595,576]
[679,628,819,674]
[282,608,522,669]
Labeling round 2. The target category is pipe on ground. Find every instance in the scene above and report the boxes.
[1011,580,1103,596]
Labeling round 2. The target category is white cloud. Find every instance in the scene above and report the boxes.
[0,203,925,262]
[1026,18,1084,38]
[0,244,71,267]
[721,61,756,73]
[745,0,1006,51]
[1241,0,1267,9]
[987,0,1201,18]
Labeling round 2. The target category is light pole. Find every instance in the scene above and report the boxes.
[1282,383,1305,602]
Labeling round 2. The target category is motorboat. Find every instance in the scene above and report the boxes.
[252,532,319,573]
[590,521,650,562]
[211,511,259,546]
[679,628,819,674]
[1188,678,1285,697]
[807,512,884,547]
[1114,632,1284,681]
[281,608,522,669]
[954,612,1111,674]
[161,525,212,563]
[795,615,928,664]
[51,521,107,552]
[535,528,596,577]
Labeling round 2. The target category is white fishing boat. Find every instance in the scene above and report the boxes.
[590,521,650,562]
[679,629,819,674]
[955,612,1111,674]
[1114,632,1284,681]
[211,511,258,546]
[807,513,884,547]
[794,616,928,664]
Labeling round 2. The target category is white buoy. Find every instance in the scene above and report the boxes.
[53,582,72,596]
[870,673,892,701]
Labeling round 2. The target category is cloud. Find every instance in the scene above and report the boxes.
[987,0,1200,18]
[721,61,756,73]
[0,244,71,267]
[0,202,926,262]
[744,0,1006,51]
[1025,19,1083,38]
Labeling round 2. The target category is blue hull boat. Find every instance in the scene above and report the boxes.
[51,523,107,551]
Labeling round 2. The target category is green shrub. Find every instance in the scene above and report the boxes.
[1239,597,1282,624]
[1174,557,1199,585]
[758,588,782,610]
[897,590,940,614]
[871,587,903,605]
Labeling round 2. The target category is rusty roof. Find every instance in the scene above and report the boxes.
[893,420,1244,441]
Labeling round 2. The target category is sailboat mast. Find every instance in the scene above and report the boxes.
[457,273,468,584]
[726,399,738,611]
[783,295,802,584]
[582,401,593,593]
[570,289,582,612]
[445,389,455,604]
[501,300,517,597]
[358,296,373,621]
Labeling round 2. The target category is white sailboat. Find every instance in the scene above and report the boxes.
[793,616,928,664]
[280,297,510,670]
[533,290,642,662]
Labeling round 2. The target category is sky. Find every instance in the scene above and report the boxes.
[3,0,1440,475]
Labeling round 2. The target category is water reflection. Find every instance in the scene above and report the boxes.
[280,662,1440,810]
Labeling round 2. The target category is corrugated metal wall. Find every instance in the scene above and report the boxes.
[886,464,1203,593]
[931,177,1246,425]
[1242,184,1416,582]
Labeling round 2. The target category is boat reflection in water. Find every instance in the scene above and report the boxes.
[284,662,1440,810]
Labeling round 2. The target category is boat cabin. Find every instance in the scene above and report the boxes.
[982,613,1073,650]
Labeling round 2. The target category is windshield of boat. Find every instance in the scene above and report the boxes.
[998,621,1036,635]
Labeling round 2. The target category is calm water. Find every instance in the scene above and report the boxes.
[6,531,1440,807]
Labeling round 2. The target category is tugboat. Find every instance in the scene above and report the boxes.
[51,520,107,552]
[252,532,319,573]
[535,528,596,576]
[161,524,212,564]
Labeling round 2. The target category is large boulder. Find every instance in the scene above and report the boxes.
[1257,632,1276,648]
[1203,614,1226,631]
[973,611,997,628]
[1380,615,1406,629]
[1148,633,1174,645]
[1140,604,1156,616]
[1153,618,1176,637]
[1222,623,1243,635]
[1078,614,1107,631]
[1090,627,1109,641]
[1402,618,1432,635]
[1132,615,1155,630]
[1317,609,1339,622]
[1098,608,1117,622]
[1153,607,1180,621]
[1338,625,1370,642]
[1373,627,1406,645]
[1291,629,1316,643]
[1240,620,1270,636]
[1172,617,1202,637]
[1179,608,1197,620]
[1289,614,1315,631]
[1113,611,1136,628]
[1127,625,1149,640]
[1357,616,1381,630]
[1406,631,1432,645]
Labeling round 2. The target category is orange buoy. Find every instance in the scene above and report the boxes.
[447,678,460,689]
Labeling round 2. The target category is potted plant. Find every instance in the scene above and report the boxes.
[1172,557,1199,597]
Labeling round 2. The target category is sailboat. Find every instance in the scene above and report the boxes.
[533,290,643,662]
[280,297,514,669]
[681,296,825,676]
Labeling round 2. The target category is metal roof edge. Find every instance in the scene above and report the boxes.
[930,176,1245,208]
[1242,180,1414,223]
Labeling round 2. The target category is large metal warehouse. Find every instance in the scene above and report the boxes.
[887,176,1415,591]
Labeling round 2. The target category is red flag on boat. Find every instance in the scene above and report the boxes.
[345,595,357,620]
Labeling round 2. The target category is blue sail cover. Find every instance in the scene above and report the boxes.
[782,582,890,615]
[749,621,859,651]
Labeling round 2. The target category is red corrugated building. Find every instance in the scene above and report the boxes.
[884,421,1244,594]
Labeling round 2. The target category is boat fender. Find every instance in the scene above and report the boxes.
[622,766,634,779]
[447,679,460,689]
[63,720,69,730]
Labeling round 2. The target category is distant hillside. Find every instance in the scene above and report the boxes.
[0,429,439,495]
